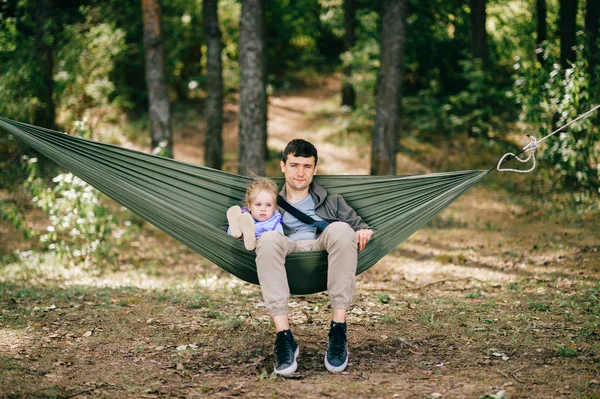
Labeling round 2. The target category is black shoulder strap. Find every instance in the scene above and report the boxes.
[277,195,331,233]
[277,195,316,224]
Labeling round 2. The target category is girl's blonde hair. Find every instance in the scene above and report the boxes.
[245,178,278,208]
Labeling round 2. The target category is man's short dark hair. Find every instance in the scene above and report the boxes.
[282,139,318,165]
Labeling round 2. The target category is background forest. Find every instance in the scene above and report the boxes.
[1,0,599,188]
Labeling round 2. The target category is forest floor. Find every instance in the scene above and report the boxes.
[1,76,600,399]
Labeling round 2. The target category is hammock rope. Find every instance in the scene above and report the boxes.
[496,135,537,173]
[1,116,489,294]
[494,104,600,174]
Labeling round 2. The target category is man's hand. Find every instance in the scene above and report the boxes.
[356,229,373,251]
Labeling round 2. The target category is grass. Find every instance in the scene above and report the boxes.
[555,344,578,357]
[528,301,553,312]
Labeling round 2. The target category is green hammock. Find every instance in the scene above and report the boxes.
[0,117,489,294]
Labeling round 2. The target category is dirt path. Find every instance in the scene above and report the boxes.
[174,77,370,175]
[1,77,600,398]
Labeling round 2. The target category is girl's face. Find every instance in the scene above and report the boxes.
[249,191,276,222]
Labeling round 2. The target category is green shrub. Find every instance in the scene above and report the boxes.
[18,151,130,265]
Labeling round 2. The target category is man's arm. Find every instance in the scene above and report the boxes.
[334,195,370,231]
[335,195,373,251]
[356,229,373,251]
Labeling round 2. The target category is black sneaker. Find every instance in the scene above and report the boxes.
[325,321,348,372]
[273,329,299,375]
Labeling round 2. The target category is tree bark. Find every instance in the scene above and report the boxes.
[559,0,579,69]
[370,0,407,176]
[238,0,267,176]
[142,0,173,157]
[470,0,488,68]
[33,0,56,130]
[585,0,599,73]
[203,0,223,169]
[342,0,356,108]
[536,0,547,64]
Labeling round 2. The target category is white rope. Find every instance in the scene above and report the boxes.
[496,104,600,173]
[537,104,600,144]
[497,135,538,173]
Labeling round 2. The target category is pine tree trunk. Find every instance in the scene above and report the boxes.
[470,0,488,68]
[142,0,173,158]
[203,0,223,169]
[342,0,356,109]
[559,0,579,69]
[238,0,267,176]
[536,0,547,64]
[585,0,599,73]
[33,0,56,130]
[370,0,407,176]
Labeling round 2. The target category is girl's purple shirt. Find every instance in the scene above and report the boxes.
[226,208,283,238]
[242,208,283,238]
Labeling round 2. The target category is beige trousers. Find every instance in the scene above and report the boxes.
[255,222,358,316]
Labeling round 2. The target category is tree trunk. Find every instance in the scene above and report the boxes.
[341,0,356,109]
[238,0,267,176]
[536,0,547,64]
[33,0,56,130]
[470,0,488,68]
[142,0,173,158]
[203,0,223,169]
[559,0,579,69]
[370,0,407,176]
[585,0,599,73]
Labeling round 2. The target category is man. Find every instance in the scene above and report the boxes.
[255,139,373,375]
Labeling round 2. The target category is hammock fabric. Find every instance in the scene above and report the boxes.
[0,117,489,294]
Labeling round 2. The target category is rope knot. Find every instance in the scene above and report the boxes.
[523,135,538,152]
[496,135,538,173]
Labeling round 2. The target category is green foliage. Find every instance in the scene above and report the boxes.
[338,7,380,129]
[0,133,28,188]
[0,198,31,240]
[162,0,204,101]
[19,153,129,264]
[0,5,43,123]
[404,60,516,137]
[514,44,600,194]
[217,0,242,93]
[54,12,127,122]
[444,60,516,137]
[265,0,343,84]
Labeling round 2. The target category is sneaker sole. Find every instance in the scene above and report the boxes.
[324,350,348,373]
[274,346,299,376]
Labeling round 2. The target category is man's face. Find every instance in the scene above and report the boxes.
[280,154,318,192]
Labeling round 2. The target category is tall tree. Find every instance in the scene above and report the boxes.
[470,0,488,68]
[341,0,357,108]
[33,0,56,130]
[238,0,267,176]
[203,0,223,169]
[585,0,599,73]
[370,0,407,175]
[536,0,547,64]
[142,0,173,157]
[559,0,579,69]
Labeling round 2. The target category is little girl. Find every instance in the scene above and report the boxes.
[227,179,283,250]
